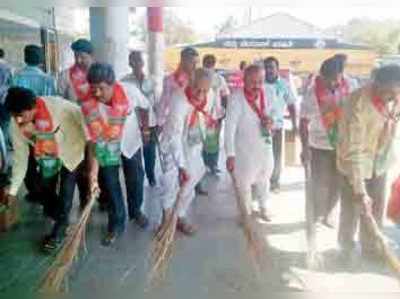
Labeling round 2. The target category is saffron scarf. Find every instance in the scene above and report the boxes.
[244,87,272,144]
[315,76,349,148]
[185,87,217,129]
[69,64,90,101]
[173,69,189,89]
[81,83,130,167]
[185,87,219,152]
[31,98,62,178]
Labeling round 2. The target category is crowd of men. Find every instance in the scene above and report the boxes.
[0,38,399,266]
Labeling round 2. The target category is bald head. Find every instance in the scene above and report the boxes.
[244,64,265,94]
[244,64,263,79]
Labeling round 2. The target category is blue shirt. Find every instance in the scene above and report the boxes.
[13,66,56,96]
[0,60,12,103]
[264,78,297,129]
[0,60,13,159]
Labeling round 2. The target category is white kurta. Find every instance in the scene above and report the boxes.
[225,89,274,211]
[210,72,230,119]
[119,82,150,158]
[157,89,208,217]
[120,73,158,128]
[156,74,184,128]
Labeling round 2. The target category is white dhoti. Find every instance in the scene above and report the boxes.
[156,88,210,218]
[234,145,274,212]
[158,143,205,217]
[225,89,275,214]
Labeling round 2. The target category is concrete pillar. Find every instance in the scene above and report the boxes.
[147,7,165,98]
[89,7,130,79]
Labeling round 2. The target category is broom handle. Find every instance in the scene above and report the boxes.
[304,160,317,254]
[229,173,249,218]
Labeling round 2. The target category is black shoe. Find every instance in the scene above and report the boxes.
[132,212,149,229]
[270,185,281,194]
[211,168,221,177]
[25,193,42,204]
[148,178,157,187]
[195,185,208,196]
[98,202,108,212]
[42,235,63,253]
[102,231,117,246]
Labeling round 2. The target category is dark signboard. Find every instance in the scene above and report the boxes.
[192,38,369,50]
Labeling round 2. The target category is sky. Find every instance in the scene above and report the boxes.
[166,6,400,39]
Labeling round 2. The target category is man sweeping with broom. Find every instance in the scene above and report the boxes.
[336,64,400,266]
[3,87,97,252]
[156,68,213,236]
[225,64,274,222]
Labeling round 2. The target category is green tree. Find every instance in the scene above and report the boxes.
[130,9,199,47]
[163,9,198,46]
[331,18,400,55]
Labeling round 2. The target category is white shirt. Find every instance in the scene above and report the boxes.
[160,89,213,169]
[115,82,150,158]
[157,73,188,127]
[121,73,157,127]
[225,89,273,159]
[210,71,230,119]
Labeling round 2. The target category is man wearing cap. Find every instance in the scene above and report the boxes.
[58,39,96,209]
[58,38,94,103]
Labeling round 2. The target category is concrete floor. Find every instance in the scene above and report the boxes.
[0,167,400,298]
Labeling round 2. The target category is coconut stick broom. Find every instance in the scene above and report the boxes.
[148,185,185,285]
[363,212,400,280]
[230,173,268,273]
[39,188,100,293]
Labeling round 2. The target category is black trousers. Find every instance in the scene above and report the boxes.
[98,165,126,234]
[25,148,89,208]
[143,128,157,185]
[122,149,145,219]
[34,164,80,238]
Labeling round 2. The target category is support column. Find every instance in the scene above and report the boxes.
[89,7,130,79]
[147,7,165,98]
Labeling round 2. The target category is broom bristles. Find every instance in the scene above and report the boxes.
[148,187,185,285]
[39,189,99,293]
[230,173,268,272]
[364,213,400,279]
